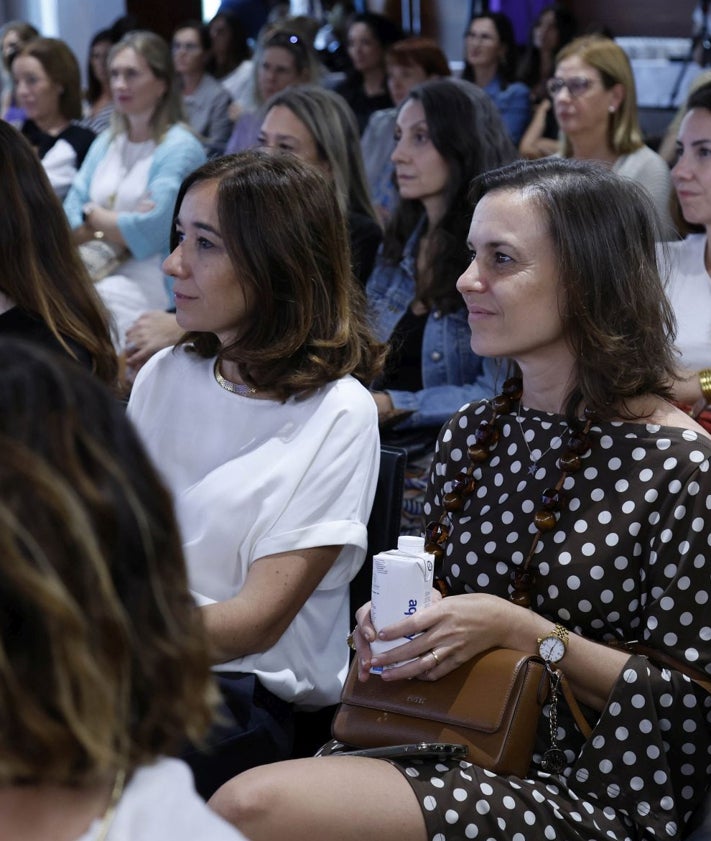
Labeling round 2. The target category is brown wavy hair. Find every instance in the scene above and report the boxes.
[175,151,386,400]
[0,122,117,385]
[0,340,217,786]
[469,158,677,420]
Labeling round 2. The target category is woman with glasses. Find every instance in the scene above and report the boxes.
[172,20,233,158]
[127,151,385,799]
[550,35,673,236]
[224,27,321,154]
[518,3,577,159]
[461,12,531,144]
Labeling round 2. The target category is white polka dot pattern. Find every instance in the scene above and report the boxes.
[399,403,711,840]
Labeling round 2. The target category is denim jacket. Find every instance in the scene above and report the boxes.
[366,218,498,429]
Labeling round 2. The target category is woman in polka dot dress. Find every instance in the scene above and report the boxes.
[209,159,711,841]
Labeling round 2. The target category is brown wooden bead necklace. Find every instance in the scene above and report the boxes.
[425,377,596,608]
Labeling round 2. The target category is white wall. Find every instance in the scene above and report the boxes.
[3,0,125,80]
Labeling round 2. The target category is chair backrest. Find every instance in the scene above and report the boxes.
[349,445,407,622]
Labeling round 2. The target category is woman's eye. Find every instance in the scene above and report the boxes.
[197,237,214,250]
[468,250,477,263]
[414,132,429,144]
[174,229,186,244]
[494,252,512,264]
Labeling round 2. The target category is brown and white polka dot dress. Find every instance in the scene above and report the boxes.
[391,400,711,840]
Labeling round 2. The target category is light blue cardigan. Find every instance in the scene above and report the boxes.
[64,124,206,262]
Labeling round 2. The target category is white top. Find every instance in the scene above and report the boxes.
[220,60,257,111]
[75,759,247,841]
[128,347,380,707]
[660,233,711,371]
[613,144,674,237]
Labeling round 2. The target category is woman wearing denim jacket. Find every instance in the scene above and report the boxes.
[368,78,517,529]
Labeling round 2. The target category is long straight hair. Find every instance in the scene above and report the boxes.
[382,79,518,313]
[0,122,117,384]
[262,85,378,222]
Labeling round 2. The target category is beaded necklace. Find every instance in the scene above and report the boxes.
[424,377,595,607]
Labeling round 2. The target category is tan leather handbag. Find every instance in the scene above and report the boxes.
[331,648,552,778]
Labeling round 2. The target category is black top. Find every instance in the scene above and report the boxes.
[348,210,382,288]
[22,119,95,167]
[376,305,426,393]
[334,76,393,135]
[0,306,92,370]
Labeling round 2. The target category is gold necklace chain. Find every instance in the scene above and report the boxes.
[213,359,257,396]
[93,768,126,841]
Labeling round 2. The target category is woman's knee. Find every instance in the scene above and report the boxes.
[209,764,279,827]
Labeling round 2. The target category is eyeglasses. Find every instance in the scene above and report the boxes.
[172,42,202,53]
[546,76,597,98]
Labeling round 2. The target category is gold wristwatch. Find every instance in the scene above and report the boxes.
[537,623,569,663]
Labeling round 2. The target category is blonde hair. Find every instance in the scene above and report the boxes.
[556,35,643,157]
[108,30,186,142]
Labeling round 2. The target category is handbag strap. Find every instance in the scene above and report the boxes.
[625,643,711,695]
[557,642,711,743]
[556,671,593,739]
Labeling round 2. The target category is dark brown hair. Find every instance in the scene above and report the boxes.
[672,81,711,236]
[469,158,677,420]
[0,339,216,785]
[175,151,386,399]
[18,37,83,121]
[0,122,117,385]
[462,12,518,87]
[382,79,518,313]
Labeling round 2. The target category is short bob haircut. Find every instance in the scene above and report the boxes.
[108,30,185,142]
[382,78,518,313]
[469,157,677,420]
[0,339,217,786]
[17,37,83,121]
[253,28,322,105]
[385,36,451,78]
[556,35,643,157]
[175,151,386,399]
[261,84,378,221]
[0,121,117,384]
[462,12,519,87]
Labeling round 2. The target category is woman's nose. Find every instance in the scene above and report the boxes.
[162,245,183,277]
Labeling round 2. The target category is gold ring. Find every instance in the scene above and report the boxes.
[346,631,357,651]
[430,648,440,665]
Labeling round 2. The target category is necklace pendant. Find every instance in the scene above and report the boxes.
[527,462,538,476]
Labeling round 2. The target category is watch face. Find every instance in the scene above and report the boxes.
[539,636,565,662]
